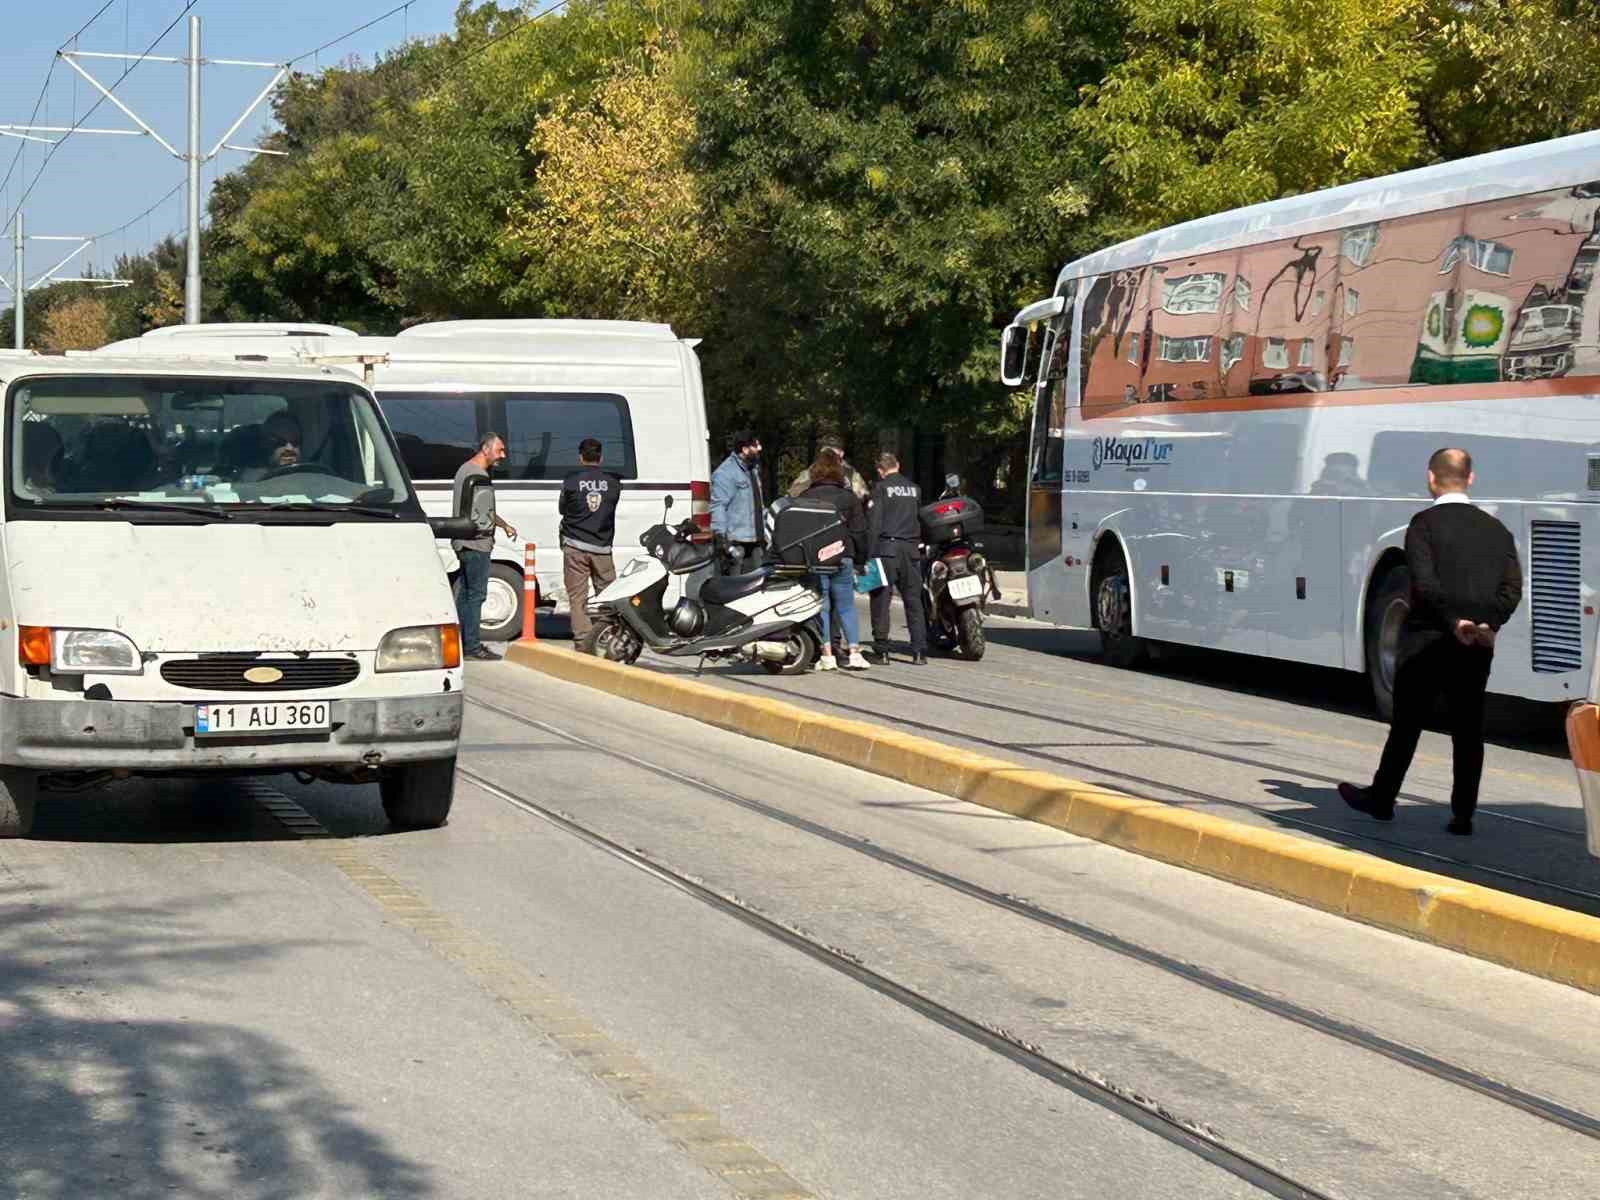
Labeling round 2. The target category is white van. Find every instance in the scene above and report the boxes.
[100,320,716,639]
[0,354,468,838]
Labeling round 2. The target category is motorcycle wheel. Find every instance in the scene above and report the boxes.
[761,628,819,676]
[956,606,986,661]
[580,617,642,664]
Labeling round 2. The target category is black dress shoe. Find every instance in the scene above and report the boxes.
[1446,818,1473,836]
[1338,781,1394,821]
[871,649,893,665]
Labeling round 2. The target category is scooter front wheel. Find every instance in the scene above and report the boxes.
[761,628,819,676]
[581,616,642,664]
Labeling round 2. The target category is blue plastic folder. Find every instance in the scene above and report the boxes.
[854,557,887,594]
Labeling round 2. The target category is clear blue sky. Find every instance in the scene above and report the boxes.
[0,0,468,284]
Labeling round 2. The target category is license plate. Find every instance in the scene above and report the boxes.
[947,574,983,600]
[195,701,331,737]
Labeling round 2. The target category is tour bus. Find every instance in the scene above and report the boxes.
[0,353,469,838]
[100,320,716,638]
[1000,131,1600,855]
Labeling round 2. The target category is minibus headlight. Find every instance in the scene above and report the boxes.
[377,624,462,672]
[28,627,143,674]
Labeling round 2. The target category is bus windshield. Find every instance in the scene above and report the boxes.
[7,375,417,518]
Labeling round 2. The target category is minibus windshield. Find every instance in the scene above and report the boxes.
[6,375,418,519]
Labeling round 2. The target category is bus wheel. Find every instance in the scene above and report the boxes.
[1093,542,1148,669]
[1364,564,1411,722]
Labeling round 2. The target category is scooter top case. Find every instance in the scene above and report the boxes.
[766,498,848,572]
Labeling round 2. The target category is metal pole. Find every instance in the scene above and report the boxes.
[14,212,23,349]
[184,15,201,324]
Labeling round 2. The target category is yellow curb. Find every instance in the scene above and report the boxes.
[503,641,1600,996]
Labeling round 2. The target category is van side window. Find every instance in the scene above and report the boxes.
[378,394,483,481]
[496,393,637,481]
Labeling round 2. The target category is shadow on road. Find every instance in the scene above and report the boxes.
[0,883,433,1199]
[1256,778,1600,916]
[984,622,1568,755]
[27,776,397,845]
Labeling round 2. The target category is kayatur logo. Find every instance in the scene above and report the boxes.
[1091,436,1175,471]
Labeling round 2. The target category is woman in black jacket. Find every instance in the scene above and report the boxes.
[801,450,870,671]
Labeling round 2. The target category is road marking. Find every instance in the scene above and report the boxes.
[250,785,814,1200]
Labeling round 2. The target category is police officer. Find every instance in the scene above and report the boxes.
[867,450,928,665]
[560,437,622,642]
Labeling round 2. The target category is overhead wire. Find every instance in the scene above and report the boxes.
[2,0,130,221]
[288,2,415,68]
[0,0,204,241]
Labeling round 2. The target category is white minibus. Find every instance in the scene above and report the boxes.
[101,319,715,637]
[0,354,468,838]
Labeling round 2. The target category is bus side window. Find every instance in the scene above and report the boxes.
[1079,269,1149,411]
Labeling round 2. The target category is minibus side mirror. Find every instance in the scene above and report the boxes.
[429,516,477,540]
[1000,323,1028,387]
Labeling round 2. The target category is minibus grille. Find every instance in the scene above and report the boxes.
[159,657,361,691]
[1530,521,1583,674]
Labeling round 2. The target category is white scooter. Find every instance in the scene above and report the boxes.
[580,496,825,675]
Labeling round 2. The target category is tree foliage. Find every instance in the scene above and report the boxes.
[7,0,1600,514]
[38,295,111,351]
[505,40,711,326]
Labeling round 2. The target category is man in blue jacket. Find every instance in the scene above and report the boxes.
[709,431,766,574]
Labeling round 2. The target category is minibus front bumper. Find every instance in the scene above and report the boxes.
[0,693,463,771]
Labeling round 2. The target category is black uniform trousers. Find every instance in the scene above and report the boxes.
[1370,637,1493,820]
[870,542,928,655]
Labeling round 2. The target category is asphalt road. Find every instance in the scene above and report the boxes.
[4,660,1600,1198]
[598,599,1597,919]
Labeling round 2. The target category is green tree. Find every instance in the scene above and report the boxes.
[689,0,1124,498]
[504,39,711,327]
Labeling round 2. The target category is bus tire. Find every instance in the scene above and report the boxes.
[381,757,456,830]
[1092,541,1149,669]
[1364,563,1411,722]
[481,563,526,642]
[0,768,38,837]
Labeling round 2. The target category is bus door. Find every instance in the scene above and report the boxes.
[1026,279,1083,624]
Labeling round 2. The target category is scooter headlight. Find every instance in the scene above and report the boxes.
[620,557,651,579]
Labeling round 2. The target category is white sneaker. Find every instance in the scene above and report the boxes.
[845,650,870,671]
[817,654,838,672]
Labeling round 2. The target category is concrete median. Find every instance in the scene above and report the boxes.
[504,641,1600,996]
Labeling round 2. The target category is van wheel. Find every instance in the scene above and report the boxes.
[1365,564,1410,722]
[1092,541,1149,668]
[381,757,456,830]
[481,564,526,642]
[0,768,38,837]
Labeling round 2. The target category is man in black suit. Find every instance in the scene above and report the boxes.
[1339,448,1522,836]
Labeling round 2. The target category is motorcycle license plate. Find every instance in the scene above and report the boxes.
[195,701,331,737]
[947,575,983,601]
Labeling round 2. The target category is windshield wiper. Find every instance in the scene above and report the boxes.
[97,498,232,521]
[245,501,400,519]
